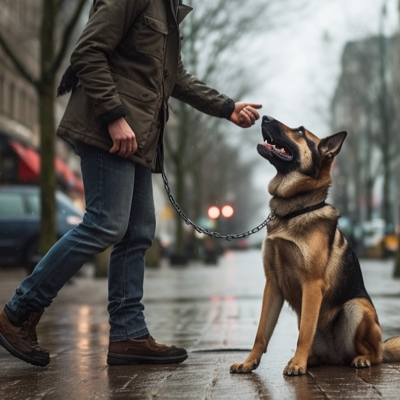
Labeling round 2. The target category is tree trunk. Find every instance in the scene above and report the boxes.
[170,103,190,261]
[38,0,57,254]
[173,161,185,255]
[38,80,57,254]
[364,122,374,221]
[365,178,374,221]
[393,0,400,277]
[394,235,400,277]
[378,7,392,227]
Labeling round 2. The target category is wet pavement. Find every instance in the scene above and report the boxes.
[1,249,400,399]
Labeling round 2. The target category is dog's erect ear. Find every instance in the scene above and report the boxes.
[318,131,347,158]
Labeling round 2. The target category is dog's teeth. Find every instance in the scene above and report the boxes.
[263,140,291,159]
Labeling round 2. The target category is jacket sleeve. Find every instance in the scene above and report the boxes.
[70,0,144,125]
[171,56,235,120]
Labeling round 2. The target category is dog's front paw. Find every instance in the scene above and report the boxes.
[283,357,307,376]
[351,356,371,368]
[230,360,259,374]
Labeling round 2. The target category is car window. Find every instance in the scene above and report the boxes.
[26,193,40,216]
[0,193,25,216]
[56,192,82,217]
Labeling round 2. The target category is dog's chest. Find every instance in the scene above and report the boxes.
[264,233,305,308]
[275,262,303,309]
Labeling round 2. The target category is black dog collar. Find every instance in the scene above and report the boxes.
[282,201,328,220]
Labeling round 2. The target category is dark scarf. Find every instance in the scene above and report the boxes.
[57,65,78,97]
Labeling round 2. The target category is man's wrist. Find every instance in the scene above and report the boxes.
[99,105,127,126]
[219,98,235,120]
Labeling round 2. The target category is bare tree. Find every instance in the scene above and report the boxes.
[377,3,397,226]
[164,0,320,259]
[393,0,400,277]
[331,29,398,226]
[331,39,382,222]
[0,0,88,254]
[164,0,269,258]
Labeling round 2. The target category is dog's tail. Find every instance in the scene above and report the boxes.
[382,337,400,362]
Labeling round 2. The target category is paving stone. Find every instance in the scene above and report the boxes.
[1,251,400,399]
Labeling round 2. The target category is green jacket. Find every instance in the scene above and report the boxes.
[57,0,235,172]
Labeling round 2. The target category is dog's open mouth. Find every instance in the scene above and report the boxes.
[262,137,293,161]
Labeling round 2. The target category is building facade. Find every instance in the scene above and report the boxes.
[0,0,83,196]
[0,0,41,144]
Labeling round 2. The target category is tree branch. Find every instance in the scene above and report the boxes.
[56,0,68,13]
[0,33,38,88]
[51,0,88,74]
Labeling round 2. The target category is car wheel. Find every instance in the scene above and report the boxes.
[25,239,42,275]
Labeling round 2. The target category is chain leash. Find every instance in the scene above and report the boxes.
[160,165,275,241]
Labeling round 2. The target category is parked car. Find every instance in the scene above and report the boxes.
[362,218,398,258]
[0,185,83,273]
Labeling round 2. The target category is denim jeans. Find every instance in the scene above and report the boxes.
[6,141,155,342]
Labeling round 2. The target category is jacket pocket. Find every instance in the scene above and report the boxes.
[115,75,159,149]
[136,15,168,60]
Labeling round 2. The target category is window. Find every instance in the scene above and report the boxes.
[26,193,40,216]
[19,89,25,124]
[0,193,25,216]
[9,82,15,118]
[24,92,31,126]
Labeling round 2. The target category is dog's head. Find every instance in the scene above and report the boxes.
[257,116,347,197]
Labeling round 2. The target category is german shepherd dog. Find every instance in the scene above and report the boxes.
[230,116,400,376]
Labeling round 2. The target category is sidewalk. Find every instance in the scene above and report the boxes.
[1,250,400,399]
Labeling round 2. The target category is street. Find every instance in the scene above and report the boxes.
[1,249,400,399]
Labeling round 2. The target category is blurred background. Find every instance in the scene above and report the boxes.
[0,0,400,274]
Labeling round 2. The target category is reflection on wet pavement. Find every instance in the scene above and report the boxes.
[1,251,400,399]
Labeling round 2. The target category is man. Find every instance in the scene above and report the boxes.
[0,0,261,367]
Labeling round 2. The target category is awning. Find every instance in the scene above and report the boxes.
[9,139,84,193]
[9,140,40,182]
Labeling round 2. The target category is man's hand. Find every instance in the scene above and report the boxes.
[108,117,138,158]
[230,103,262,128]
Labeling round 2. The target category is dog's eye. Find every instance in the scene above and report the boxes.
[298,127,305,137]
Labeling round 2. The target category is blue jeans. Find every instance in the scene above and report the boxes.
[6,141,155,342]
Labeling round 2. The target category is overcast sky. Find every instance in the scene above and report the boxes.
[251,0,398,136]
[237,0,399,223]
